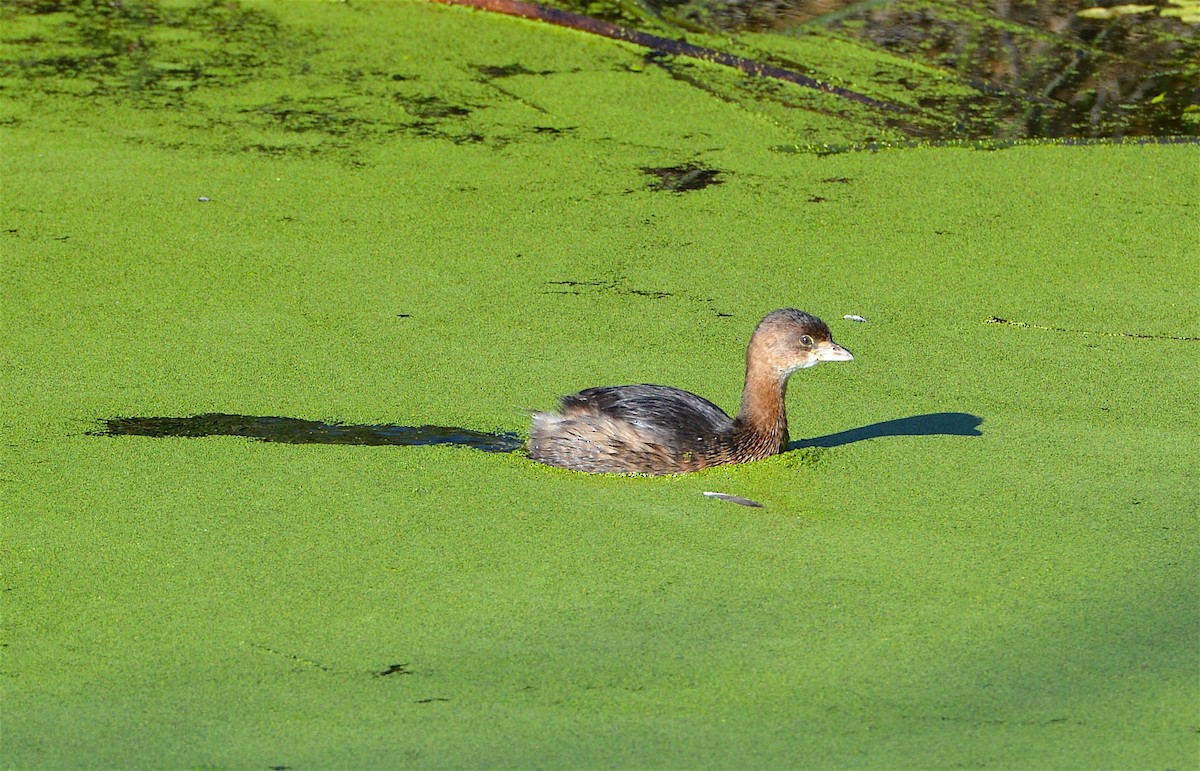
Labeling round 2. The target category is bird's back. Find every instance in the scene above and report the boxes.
[529,384,736,474]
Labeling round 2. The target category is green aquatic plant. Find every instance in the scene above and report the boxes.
[1079,0,1200,23]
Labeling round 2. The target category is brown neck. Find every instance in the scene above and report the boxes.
[733,357,790,458]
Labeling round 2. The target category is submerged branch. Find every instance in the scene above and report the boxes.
[428,0,902,111]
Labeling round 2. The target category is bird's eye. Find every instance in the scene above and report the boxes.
[799,335,814,348]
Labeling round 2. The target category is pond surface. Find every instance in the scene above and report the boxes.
[4,2,1196,768]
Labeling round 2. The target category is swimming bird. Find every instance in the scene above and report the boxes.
[528,309,853,474]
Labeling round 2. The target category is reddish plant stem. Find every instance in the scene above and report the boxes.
[429,0,901,111]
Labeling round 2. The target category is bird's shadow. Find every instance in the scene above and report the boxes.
[94,414,524,452]
[791,412,983,449]
[95,411,982,453]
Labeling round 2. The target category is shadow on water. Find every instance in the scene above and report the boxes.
[792,412,983,449]
[95,414,524,453]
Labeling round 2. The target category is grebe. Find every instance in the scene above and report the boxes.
[528,309,854,474]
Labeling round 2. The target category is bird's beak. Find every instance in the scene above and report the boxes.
[816,341,854,362]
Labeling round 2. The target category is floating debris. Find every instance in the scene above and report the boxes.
[642,163,724,193]
[703,491,763,508]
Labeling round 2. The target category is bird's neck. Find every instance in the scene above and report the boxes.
[733,358,790,458]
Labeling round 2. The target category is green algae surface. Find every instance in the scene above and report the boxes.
[3,1,1198,768]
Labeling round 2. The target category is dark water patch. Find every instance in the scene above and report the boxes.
[642,163,725,192]
[3,1,503,157]
[394,93,474,119]
[393,91,492,144]
[472,63,555,78]
[545,277,673,299]
[238,142,319,160]
[793,412,983,449]
[250,97,367,135]
[407,124,488,145]
[0,0,440,159]
[986,317,1200,342]
[0,0,289,96]
[95,414,524,452]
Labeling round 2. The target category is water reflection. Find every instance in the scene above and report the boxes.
[627,0,1200,138]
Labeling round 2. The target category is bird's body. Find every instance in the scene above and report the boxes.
[528,309,853,474]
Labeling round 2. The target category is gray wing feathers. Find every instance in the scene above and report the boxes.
[560,385,733,438]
